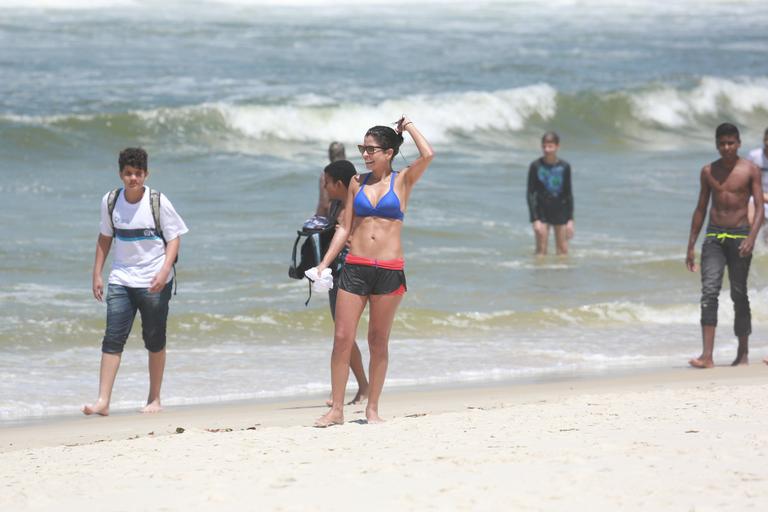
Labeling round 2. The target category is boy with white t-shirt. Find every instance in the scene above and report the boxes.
[82,148,188,416]
[747,127,768,227]
[747,128,768,367]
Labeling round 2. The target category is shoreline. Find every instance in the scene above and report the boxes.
[0,362,672,427]
[2,363,766,453]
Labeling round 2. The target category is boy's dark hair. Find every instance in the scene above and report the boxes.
[366,126,404,158]
[715,123,740,141]
[541,131,560,144]
[324,160,356,188]
[764,127,768,138]
[118,147,148,172]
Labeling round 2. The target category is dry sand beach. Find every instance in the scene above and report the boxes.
[2,366,768,511]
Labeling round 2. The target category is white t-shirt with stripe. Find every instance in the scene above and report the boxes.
[748,148,768,218]
[99,187,189,287]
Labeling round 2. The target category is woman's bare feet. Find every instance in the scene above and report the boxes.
[689,357,714,369]
[82,398,110,416]
[140,398,162,413]
[314,410,344,428]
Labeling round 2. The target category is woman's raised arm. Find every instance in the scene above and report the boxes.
[397,115,434,187]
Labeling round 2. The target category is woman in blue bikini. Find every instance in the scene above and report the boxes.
[312,115,434,427]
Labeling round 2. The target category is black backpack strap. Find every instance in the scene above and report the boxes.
[149,188,163,240]
[289,231,303,279]
[305,281,312,307]
[106,188,122,236]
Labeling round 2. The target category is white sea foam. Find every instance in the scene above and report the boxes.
[217,84,557,143]
[629,76,768,128]
[571,302,700,325]
[547,286,768,326]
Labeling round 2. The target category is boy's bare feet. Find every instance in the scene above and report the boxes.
[365,407,385,424]
[689,357,714,369]
[731,350,749,366]
[82,398,110,416]
[140,398,162,413]
[314,410,344,428]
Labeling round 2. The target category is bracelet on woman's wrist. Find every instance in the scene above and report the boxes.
[403,121,413,128]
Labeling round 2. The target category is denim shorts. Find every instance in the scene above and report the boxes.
[102,281,173,354]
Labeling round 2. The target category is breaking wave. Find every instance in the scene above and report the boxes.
[2,77,767,152]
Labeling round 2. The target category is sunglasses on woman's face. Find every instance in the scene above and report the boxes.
[358,145,386,155]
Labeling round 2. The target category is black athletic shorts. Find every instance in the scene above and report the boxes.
[536,198,570,226]
[338,263,407,296]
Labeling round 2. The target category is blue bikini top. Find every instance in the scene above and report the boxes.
[353,171,404,221]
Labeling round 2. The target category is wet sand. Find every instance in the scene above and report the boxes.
[2,365,768,511]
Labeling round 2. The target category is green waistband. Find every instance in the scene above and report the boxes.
[706,232,748,240]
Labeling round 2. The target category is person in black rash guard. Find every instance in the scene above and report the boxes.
[526,131,574,255]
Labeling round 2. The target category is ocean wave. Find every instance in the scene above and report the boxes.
[2,290,762,350]
[0,84,557,146]
[2,77,767,151]
[417,287,768,329]
[166,298,719,335]
[419,302,698,330]
[628,76,768,129]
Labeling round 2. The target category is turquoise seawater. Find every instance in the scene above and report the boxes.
[2,0,768,420]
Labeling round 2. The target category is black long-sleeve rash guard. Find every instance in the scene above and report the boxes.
[526,157,574,224]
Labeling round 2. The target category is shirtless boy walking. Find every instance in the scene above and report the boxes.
[686,123,763,368]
